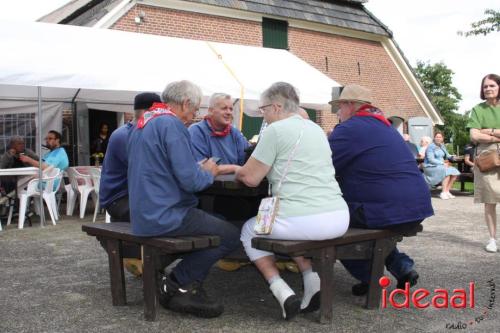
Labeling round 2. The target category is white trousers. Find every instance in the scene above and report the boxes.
[241,210,350,261]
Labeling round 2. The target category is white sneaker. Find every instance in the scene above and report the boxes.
[447,192,456,198]
[439,192,449,200]
[485,239,498,253]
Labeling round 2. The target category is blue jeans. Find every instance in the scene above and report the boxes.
[341,247,415,283]
[341,207,420,283]
[165,208,240,286]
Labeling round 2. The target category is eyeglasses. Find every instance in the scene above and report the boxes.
[258,104,273,113]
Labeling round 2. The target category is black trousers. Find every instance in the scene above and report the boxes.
[105,195,141,258]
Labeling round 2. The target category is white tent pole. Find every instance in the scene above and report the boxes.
[38,86,45,228]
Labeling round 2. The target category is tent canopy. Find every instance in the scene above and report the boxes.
[0,21,340,114]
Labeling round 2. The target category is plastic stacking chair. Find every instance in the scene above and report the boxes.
[89,168,101,223]
[17,168,61,229]
[67,167,96,219]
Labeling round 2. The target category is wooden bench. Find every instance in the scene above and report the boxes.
[82,222,220,321]
[252,224,423,323]
[457,172,474,192]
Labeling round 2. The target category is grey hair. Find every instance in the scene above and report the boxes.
[162,80,202,108]
[420,136,432,145]
[209,93,231,108]
[261,82,300,113]
[8,135,24,147]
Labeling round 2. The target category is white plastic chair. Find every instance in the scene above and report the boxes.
[89,167,101,223]
[17,168,61,229]
[66,167,95,219]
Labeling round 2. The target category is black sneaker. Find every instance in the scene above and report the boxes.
[351,282,369,296]
[397,270,419,289]
[159,274,223,318]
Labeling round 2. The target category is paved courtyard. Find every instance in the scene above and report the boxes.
[0,192,498,333]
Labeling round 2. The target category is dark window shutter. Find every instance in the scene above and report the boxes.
[262,18,288,49]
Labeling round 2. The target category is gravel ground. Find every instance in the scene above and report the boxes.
[0,192,498,333]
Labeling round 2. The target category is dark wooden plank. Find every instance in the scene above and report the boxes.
[252,228,398,255]
[106,239,126,306]
[82,223,220,253]
[143,246,159,321]
[335,242,373,260]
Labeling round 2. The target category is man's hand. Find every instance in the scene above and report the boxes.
[19,154,35,165]
[200,158,219,177]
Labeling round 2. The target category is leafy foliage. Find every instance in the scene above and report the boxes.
[414,61,469,154]
[458,9,500,37]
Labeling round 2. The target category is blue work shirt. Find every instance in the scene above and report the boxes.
[188,119,249,165]
[43,147,69,190]
[329,116,433,228]
[127,115,214,236]
[100,123,132,208]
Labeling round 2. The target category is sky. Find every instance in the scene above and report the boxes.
[0,0,498,113]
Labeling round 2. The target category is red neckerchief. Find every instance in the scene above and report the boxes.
[137,102,176,129]
[354,104,391,127]
[205,116,231,137]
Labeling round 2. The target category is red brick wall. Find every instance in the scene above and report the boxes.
[112,4,428,132]
[112,5,261,45]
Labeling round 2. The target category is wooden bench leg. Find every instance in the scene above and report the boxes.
[142,245,159,321]
[316,246,336,324]
[366,238,396,309]
[106,239,126,306]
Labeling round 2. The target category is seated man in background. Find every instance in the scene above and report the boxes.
[99,92,161,274]
[0,136,38,193]
[328,84,434,296]
[100,92,161,223]
[19,130,68,172]
[128,80,240,318]
[19,130,68,191]
[189,93,249,174]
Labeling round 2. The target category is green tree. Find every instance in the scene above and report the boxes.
[458,9,500,36]
[414,61,469,153]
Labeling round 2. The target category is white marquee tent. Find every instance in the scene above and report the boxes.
[0,20,340,226]
[0,20,339,113]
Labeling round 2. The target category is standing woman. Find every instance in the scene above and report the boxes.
[467,73,500,253]
[91,122,110,165]
[423,132,460,199]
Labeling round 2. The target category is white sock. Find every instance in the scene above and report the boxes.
[269,278,295,318]
[301,270,320,309]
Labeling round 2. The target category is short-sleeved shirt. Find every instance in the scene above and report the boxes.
[251,115,347,218]
[466,102,500,129]
[43,147,69,190]
[188,119,250,165]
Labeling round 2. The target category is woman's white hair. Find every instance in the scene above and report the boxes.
[420,136,432,145]
[261,82,300,113]
[162,80,202,108]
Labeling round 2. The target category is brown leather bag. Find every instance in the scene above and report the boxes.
[475,144,500,172]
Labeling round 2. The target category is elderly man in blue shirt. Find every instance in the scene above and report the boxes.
[127,80,240,318]
[188,93,249,174]
[328,84,434,296]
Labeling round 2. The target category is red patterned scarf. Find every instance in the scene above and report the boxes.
[205,117,231,137]
[354,104,391,127]
[137,102,176,129]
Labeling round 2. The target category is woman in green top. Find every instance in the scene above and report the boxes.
[236,82,349,320]
[467,73,500,253]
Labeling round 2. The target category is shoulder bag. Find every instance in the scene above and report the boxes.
[254,120,305,235]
